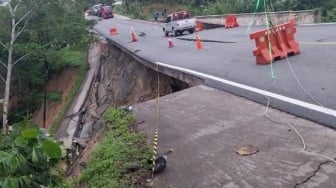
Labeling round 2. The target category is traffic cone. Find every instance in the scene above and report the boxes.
[195,33,203,50]
[195,21,203,32]
[168,37,174,48]
[130,27,138,42]
[109,28,118,35]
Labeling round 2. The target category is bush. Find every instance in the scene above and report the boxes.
[77,108,152,187]
[0,118,66,188]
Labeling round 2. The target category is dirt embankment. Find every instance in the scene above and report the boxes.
[33,40,180,129]
[56,39,193,178]
[33,69,78,128]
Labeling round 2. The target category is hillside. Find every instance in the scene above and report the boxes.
[115,0,336,22]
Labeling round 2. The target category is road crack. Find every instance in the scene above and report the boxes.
[294,161,332,188]
[177,38,235,43]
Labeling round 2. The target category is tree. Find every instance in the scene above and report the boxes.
[0,0,90,131]
[0,0,37,133]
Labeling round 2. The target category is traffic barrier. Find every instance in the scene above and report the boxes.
[195,33,203,50]
[250,21,300,65]
[276,22,300,55]
[109,28,118,35]
[168,37,174,48]
[250,29,285,64]
[225,14,239,29]
[130,27,138,42]
[289,18,296,25]
[195,21,203,32]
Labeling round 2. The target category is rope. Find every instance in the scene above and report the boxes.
[151,63,160,178]
[261,0,336,165]
[246,0,261,34]
[263,94,336,164]
[263,0,276,79]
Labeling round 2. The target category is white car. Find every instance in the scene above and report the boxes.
[163,11,196,37]
[89,4,102,16]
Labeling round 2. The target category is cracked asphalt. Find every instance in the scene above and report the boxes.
[135,86,336,188]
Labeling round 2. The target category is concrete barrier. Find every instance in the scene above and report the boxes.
[196,10,320,26]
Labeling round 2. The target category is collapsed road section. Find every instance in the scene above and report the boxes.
[55,37,203,174]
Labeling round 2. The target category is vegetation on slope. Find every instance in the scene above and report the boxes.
[114,0,336,22]
[76,108,152,187]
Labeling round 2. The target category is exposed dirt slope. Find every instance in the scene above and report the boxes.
[33,69,78,129]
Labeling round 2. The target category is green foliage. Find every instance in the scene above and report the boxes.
[50,49,87,73]
[77,108,152,187]
[0,119,65,188]
[46,91,62,102]
[129,0,336,22]
[114,1,151,19]
[0,0,92,124]
[323,7,336,22]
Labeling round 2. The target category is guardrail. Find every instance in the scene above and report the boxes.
[196,10,320,26]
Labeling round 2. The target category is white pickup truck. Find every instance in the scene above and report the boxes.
[163,11,196,37]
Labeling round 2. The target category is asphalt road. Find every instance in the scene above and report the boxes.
[93,16,336,127]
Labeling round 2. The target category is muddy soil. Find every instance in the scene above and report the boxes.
[33,69,78,129]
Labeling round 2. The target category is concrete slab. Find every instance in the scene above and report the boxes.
[134,85,336,188]
[56,43,101,148]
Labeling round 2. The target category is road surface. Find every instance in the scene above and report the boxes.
[93,16,336,127]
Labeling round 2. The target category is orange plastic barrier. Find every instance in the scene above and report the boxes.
[250,30,285,64]
[195,21,203,32]
[225,15,239,29]
[250,21,300,65]
[109,28,118,35]
[276,22,300,56]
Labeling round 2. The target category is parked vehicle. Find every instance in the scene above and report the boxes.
[86,4,114,19]
[163,11,196,37]
[100,5,114,19]
[88,4,102,16]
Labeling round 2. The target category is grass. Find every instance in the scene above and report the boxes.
[61,50,87,67]
[47,91,63,102]
[75,108,152,188]
[49,49,88,134]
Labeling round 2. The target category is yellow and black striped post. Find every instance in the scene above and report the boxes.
[152,127,159,175]
[151,63,161,179]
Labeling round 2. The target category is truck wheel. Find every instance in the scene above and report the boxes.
[165,32,169,37]
[189,29,195,34]
[172,28,178,37]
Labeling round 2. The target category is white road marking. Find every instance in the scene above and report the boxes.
[299,22,336,26]
[299,42,336,45]
[156,61,336,117]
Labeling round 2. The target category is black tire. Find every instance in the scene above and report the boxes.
[189,29,194,34]
[174,30,179,36]
[165,32,169,37]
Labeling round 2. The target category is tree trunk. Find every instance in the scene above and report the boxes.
[3,17,16,132]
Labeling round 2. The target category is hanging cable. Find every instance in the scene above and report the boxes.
[261,0,336,164]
